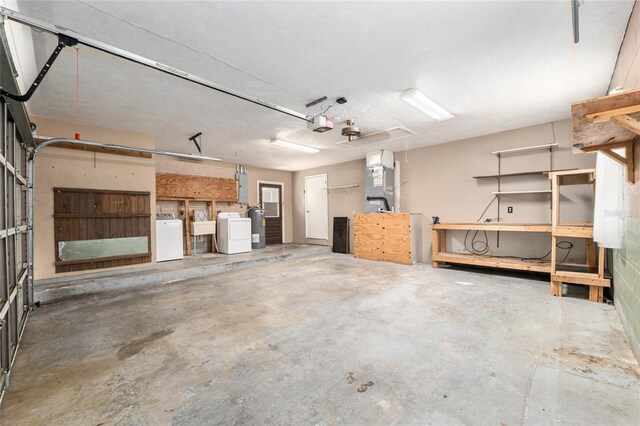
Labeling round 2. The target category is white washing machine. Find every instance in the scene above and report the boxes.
[217,212,252,254]
[156,212,184,262]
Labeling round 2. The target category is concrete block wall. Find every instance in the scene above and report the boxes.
[608,0,640,362]
[614,215,640,358]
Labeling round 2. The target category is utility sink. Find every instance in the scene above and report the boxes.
[191,220,216,236]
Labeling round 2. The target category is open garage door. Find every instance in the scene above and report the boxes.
[0,35,34,403]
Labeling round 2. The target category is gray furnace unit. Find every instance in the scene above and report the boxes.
[248,207,266,249]
[365,150,394,213]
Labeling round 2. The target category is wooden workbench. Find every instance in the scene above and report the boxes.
[431,222,553,273]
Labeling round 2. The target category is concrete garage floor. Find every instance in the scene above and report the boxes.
[2,253,640,425]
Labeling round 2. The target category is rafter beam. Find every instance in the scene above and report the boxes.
[611,114,640,136]
[585,105,640,123]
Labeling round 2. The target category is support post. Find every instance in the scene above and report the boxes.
[431,228,440,269]
[184,199,191,256]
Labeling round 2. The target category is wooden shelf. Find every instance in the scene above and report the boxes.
[572,88,640,149]
[492,190,552,195]
[492,143,558,156]
[572,88,639,183]
[553,225,593,238]
[473,168,577,179]
[548,169,595,186]
[433,222,551,232]
[552,271,610,287]
[432,252,551,273]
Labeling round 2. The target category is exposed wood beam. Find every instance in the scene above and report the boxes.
[572,88,640,151]
[580,140,634,152]
[611,114,640,135]
[585,104,640,123]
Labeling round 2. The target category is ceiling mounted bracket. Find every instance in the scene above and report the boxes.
[305,96,327,109]
[0,33,78,102]
[571,0,583,44]
[0,6,313,123]
[188,132,203,155]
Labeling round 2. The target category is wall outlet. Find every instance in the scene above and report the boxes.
[507,206,513,213]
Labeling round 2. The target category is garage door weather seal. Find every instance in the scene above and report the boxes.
[0,6,312,123]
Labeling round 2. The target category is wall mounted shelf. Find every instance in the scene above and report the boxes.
[491,189,551,195]
[572,88,639,183]
[492,190,552,195]
[492,143,558,156]
[323,184,359,190]
[473,168,577,179]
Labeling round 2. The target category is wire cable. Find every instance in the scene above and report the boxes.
[464,195,497,256]
[463,195,573,264]
[521,240,573,264]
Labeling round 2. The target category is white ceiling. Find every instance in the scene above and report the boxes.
[13,0,635,171]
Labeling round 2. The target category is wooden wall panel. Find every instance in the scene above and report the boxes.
[53,188,151,273]
[156,172,237,201]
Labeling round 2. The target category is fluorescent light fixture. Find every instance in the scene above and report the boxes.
[400,88,454,121]
[270,138,319,153]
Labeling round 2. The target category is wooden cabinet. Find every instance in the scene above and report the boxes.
[354,213,422,265]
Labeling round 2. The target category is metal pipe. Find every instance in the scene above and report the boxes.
[0,6,312,123]
[366,196,391,212]
[571,0,580,44]
[26,137,223,309]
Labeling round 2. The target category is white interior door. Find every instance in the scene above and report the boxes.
[305,174,328,240]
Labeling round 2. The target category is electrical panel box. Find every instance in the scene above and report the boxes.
[365,165,394,213]
[236,172,248,204]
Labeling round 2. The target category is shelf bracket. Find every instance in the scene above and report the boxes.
[581,140,635,184]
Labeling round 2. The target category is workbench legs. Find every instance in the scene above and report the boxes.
[431,229,446,269]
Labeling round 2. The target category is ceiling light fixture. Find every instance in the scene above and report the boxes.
[400,88,454,121]
[270,138,319,153]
